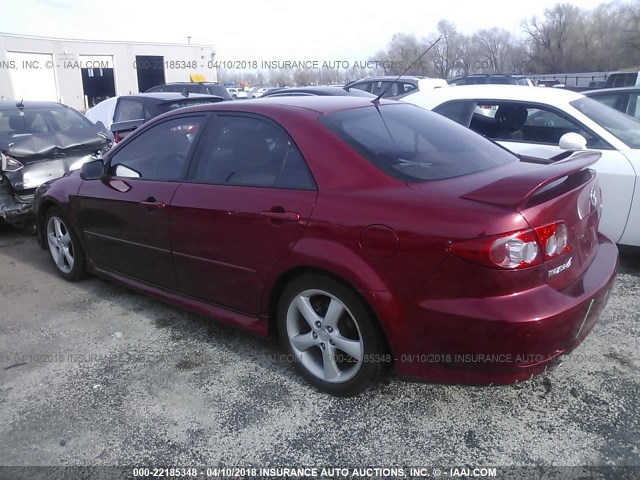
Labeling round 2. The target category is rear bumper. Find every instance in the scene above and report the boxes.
[384,235,618,384]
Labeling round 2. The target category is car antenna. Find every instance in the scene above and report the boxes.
[181,89,189,97]
[372,36,442,105]
[16,99,24,109]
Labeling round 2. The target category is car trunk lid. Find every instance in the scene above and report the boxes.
[460,151,602,289]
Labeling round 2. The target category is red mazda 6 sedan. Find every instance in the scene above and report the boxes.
[33,96,618,396]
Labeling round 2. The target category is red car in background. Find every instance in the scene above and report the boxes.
[33,97,617,396]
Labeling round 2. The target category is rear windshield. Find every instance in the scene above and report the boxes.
[571,97,640,148]
[319,103,516,181]
[0,106,94,138]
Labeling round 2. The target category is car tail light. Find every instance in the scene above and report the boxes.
[449,229,542,269]
[114,131,121,143]
[534,222,571,259]
[449,222,572,270]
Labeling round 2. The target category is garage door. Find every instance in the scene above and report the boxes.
[6,51,58,102]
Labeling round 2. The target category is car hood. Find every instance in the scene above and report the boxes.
[0,127,111,163]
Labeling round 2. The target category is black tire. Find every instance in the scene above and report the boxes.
[44,207,87,282]
[277,273,385,396]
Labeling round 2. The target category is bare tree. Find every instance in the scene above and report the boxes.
[432,20,467,78]
[473,28,515,73]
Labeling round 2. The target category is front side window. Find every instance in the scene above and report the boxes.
[109,116,206,181]
[320,103,516,182]
[466,101,608,148]
[188,115,315,190]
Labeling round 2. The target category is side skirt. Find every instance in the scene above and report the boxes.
[87,261,268,336]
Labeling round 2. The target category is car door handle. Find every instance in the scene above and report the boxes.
[140,198,167,209]
[260,210,301,222]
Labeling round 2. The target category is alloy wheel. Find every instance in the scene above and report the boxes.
[46,216,75,274]
[285,289,364,383]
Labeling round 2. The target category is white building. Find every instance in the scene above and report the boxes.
[0,33,218,110]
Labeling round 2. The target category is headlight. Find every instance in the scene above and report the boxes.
[1,152,24,172]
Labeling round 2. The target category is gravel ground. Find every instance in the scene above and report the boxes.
[0,223,638,471]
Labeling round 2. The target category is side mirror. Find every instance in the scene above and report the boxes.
[80,159,105,180]
[559,132,587,150]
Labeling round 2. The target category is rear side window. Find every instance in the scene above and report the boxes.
[590,93,623,110]
[350,82,372,93]
[606,73,639,88]
[114,99,144,122]
[434,101,475,126]
[189,115,316,190]
[320,103,516,182]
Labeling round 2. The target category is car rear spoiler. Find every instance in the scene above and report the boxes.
[461,151,601,209]
[111,119,144,134]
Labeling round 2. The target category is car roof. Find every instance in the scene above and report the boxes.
[263,86,365,96]
[418,84,585,103]
[156,82,219,86]
[584,86,640,95]
[358,75,426,81]
[120,93,220,101]
[168,96,395,115]
[0,100,68,109]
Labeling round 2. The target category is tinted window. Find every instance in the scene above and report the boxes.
[370,81,400,97]
[350,82,372,93]
[114,99,144,122]
[571,97,640,148]
[490,77,514,85]
[320,103,516,182]
[607,73,638,88]
[109,116,205,181]
[189,115,315,190]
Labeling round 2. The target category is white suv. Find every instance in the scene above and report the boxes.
[345,76,447,99]
[226,88,248,100]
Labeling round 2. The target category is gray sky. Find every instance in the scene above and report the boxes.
[0,0,614,61]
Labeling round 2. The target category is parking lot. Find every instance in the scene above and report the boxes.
[0,223,638,468]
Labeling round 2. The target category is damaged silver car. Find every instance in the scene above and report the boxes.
[0,100,112,232]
